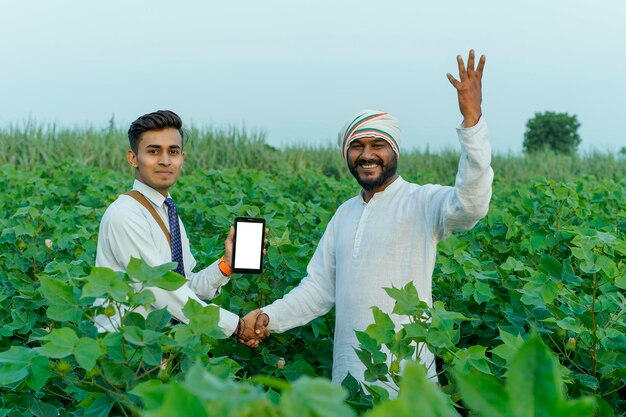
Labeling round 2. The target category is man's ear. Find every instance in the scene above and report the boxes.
[127,149,138,168]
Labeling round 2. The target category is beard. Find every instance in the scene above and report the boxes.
[348,153,398,192]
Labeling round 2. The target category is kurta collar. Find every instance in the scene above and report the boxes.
[132,180,170,208]
[358,176,406,203]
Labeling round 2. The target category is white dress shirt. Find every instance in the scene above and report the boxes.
[262,118,493,385]
[95,179,239,335]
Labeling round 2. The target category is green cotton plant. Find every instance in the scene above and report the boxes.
[453,336,597,417]
[355,284,599,416]
[0,258,235,417]
[133,334,596,417]
[1,160,625,415]
[433,177,626,415]
[354,282,477,403]
[132,361,358,417]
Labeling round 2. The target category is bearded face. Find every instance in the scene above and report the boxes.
[347,138,398,192]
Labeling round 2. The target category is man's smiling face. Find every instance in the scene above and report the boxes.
[127,127,185,197]
[347,136,398,193]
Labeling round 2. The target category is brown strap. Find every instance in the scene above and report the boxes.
[125,190,171,248]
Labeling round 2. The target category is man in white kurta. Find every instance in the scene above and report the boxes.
[253,50,493,386]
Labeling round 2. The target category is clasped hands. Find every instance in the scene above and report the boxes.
[235,309,270,348]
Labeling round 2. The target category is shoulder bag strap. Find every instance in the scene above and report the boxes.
[124,190,172,248]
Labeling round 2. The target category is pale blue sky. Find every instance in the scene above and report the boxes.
[1,1,625,154]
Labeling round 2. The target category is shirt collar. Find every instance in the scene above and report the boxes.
[358,175,405,203]
[132,179,169,208]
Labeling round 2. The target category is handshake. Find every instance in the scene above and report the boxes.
[234,309,271,348]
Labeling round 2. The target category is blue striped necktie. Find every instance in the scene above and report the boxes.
[164,198,185,277]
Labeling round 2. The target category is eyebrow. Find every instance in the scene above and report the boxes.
[144,144,182,149]
[351,138,387,145]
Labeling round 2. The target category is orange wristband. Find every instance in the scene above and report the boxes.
[218,256,233,276]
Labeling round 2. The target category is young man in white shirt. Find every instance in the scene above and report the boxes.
[95,110,255,341]
[246,50,494,387]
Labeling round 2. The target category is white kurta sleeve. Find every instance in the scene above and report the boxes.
[262,219,337,333]
[426,117,494,240]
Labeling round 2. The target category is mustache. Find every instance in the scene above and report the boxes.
[355,157,384,166]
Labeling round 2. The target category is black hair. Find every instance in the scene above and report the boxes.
[128,110,184,152]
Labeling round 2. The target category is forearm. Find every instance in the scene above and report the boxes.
[263,276,335,333]
[148,285,239,336]
[446,118,494,231]
[186,259,231,300]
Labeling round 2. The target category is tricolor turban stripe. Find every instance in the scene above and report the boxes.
[337,109,401,161]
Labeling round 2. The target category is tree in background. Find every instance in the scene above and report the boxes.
[523,111,581,154]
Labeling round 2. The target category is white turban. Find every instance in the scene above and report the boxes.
[337,109,401,161]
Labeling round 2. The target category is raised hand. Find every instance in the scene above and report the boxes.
[446,49,486,128]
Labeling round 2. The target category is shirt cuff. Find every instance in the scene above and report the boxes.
[260,305,280,332]
[209,260,232,288]
[217,307,240,337]
[456,117,488,144]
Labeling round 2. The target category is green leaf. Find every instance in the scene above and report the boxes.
[130,288,157,306]
[81,267,129,302]
[402,322,427,340]
[615,273,626,290]
[142,344,163,367]
[500,256,526,272]
[30,398,58,417]
[557,399,597,417]
[473,281,495,304]
[365,307,395,345]
[453,345,491,374]
[507,336,565,417]
[454,370,508,417]
[146,308,172,330]
[206,356,243,379]
[365,362,459,417]
[181,299,223,339]
[126,257,186,291]
[39,277,82,322]
[281,360,319,382]
[124,312,147,329]
[84,395,114,417]
[571,373,599,391]
[39,327,79,358]
[430,302,470,323]
[27,355,52,391]
[540,280,559,304]
[384,283,428,317]
[143,382,209,417]
[102,362,136,387]
[491,328,525,365]
[555,316,582,333]
[130,380,166,410]
[123,326,162,346]
[571,246,601,274]
[281,376,356,417]
[539,254,562,277]
[101,333,125,362]
[356,330,380,354]
[178,363,274,415]
[0,346,49,387]
[74,338,101,371]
